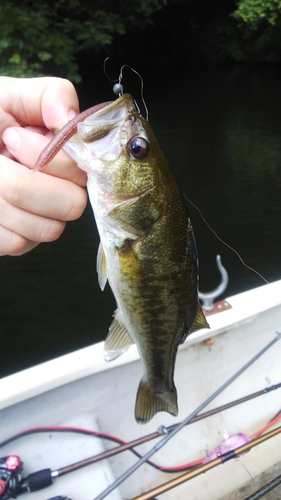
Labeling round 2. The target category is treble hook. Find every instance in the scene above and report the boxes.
[199,255,229,311]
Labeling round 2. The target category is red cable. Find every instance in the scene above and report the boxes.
[2,411,281,473]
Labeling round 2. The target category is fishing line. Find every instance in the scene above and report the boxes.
[103,63,268,286]
[183,193,269,284]
[103,59,267,286]
[93,332,281,500]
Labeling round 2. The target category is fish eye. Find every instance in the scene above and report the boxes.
[129,136,149,159]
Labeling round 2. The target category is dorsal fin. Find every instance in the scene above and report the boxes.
[104,310,134,361]
[179,302,209,344]
[189,303,209,334]
[96,242,107,290]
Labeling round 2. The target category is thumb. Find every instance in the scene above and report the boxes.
[0,76,79,131]
[41,78,79,130]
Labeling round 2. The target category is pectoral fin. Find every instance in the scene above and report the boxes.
[118,239,144,285]
[97,242,107,291]
[104,310,134,361]
[108,188,164,237]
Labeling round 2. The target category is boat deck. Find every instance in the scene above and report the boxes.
[0,281,281,499]
[220,460,281,500]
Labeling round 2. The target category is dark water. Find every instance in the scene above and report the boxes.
[1,65,281,378]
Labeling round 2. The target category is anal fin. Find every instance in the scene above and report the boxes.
[104,310,134,362]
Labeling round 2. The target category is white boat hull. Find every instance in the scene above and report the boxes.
[0,280,281,499]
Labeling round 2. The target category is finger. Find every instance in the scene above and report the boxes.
[2,126,87,186]
[1,76,79,130]
[0,157,87,221]
[0,225,38,257]
[0,195,66,244]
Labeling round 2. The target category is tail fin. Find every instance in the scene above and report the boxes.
[135,378,178,424]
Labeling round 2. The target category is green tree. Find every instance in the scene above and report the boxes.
[213,0,281,62]
[0,0,167,82]
[232,0,281,28]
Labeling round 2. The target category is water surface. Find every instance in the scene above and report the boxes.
[1,65,280,377]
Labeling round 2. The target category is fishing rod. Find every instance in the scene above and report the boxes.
[3,420,281,499]
[1,334,280,498]
[1,380,280,498]
[93,332,281,500]
[131,425,281,500]
[54,381,281,474]
[245,472,281,500]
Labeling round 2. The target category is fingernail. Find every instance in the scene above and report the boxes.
[68,109,77,121]
[2,128,21,152]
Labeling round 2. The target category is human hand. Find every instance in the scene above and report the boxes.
[0,76,88,256]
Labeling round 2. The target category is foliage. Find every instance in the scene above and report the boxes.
[209,0,281,62]
[0,0,167,82]
[1,0,281,79]
[232,0,281,28]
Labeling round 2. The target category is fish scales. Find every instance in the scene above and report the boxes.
[37,93,209,423]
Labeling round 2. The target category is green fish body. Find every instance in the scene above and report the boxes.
[64,94,209,423]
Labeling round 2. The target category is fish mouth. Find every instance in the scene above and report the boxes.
[85,94,135,120]
[78,94,137,143]
[64,94,144,167]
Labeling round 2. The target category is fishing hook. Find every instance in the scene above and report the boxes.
[103,57,149,120]
[103,57,124,96]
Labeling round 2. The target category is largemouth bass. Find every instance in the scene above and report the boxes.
[37,93,209,423]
